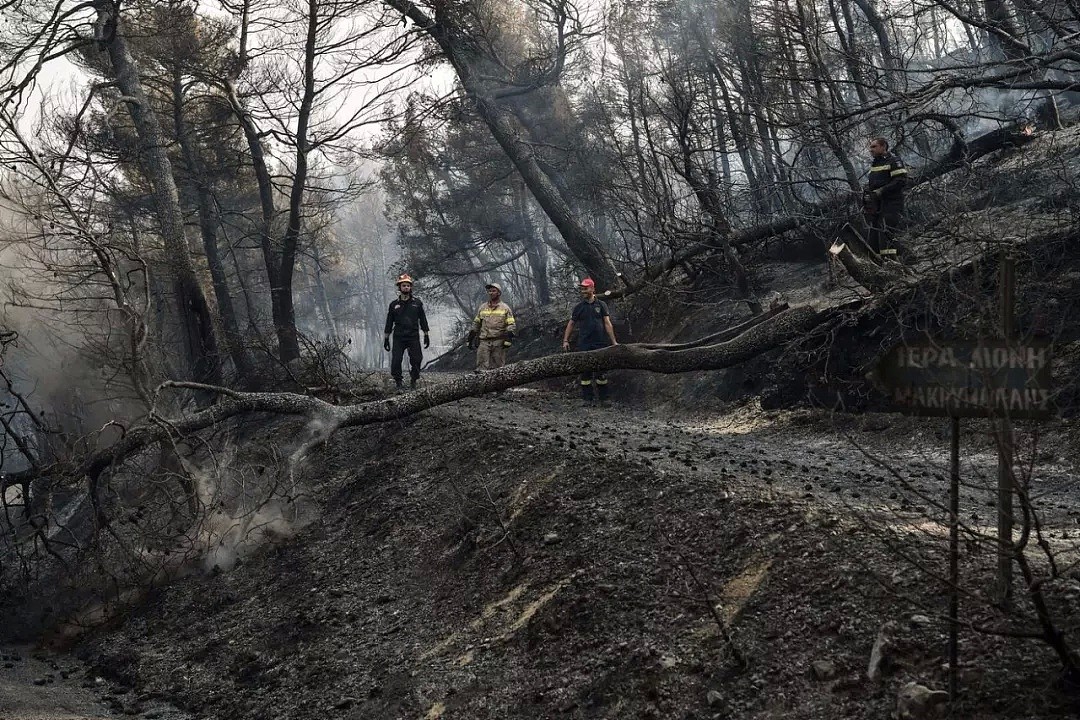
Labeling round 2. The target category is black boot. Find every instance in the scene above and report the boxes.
[410,377,418,389]
[394,379,404,393]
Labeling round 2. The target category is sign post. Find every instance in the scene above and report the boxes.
[875,333,1053,704]
[949,415,960,702]
[997,255,1016,608]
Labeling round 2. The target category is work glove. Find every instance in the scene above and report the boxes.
[862,190,878,214]
[423,333,430,349]
[467,330,478,349]
[383,337,391,352]
[503,338,512,348]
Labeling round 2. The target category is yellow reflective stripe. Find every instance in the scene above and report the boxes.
[580,379,592,385]
[880,249,898,256]
[478,309,508,316]
[890,168,908,176]
[870,164,890,171]
[595,379,609,385]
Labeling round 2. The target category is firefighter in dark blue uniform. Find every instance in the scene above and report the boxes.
[562,278,619,406]
[383,273,430,391]
[864,137,908,259]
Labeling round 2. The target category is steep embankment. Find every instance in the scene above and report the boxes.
[71,386,1080,720]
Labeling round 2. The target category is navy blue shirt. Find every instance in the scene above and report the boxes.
[384,296,429,338]
[571,299,611,350]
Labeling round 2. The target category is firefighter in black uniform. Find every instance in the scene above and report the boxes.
[864,137,908,259]
[383,273,430,391]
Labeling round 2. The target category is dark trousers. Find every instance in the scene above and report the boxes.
[580,371,609,400]
[391,335,422,382]
[866,206,902,257]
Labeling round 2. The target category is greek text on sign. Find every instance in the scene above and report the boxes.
[876,340,1054,419]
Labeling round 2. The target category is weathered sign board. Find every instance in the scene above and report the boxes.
[876,340,1054,419]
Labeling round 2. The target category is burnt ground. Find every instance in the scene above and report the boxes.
[42,376,1080,720]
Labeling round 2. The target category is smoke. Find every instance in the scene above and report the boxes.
[197,499,300,573]
[170,413,345,573]
[287,411,344,467]
[0,195,146,456]
[163,442,315,574]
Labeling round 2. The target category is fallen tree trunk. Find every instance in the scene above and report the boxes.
[43,197,1075,494]
[911,121,1036,185]
[637,303,790,350]
[70,303,839,481]
[605,217,805,300]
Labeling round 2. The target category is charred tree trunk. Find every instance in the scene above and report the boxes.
[309,250,339,337]
[849,0,902,92]
[272,0,321,366]
[386,0,617,291]
[95,2,220,389]
[982,0,1061,128]
[705,78,734,206]
[790,0,861,193]
[666,78,761,313]
[170,66,255,383]
[833,0,871,105]
[221,77,289,362]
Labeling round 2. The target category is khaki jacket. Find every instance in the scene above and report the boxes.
[473,301,516,340]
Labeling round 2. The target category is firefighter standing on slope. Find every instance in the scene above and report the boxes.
[383,273,430,391]
[468,282,516,371]
[562,278,619,406]
[863,136,908,259]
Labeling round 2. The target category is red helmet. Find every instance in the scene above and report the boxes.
[579,278,595,289]
[395,273,414,286]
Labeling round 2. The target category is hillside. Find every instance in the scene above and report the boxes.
[24,389,1070,720]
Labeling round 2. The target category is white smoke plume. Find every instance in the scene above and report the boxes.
[178,441,316,574]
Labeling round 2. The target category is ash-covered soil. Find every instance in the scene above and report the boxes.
[71,382,1080,720]
[0,642,191,720]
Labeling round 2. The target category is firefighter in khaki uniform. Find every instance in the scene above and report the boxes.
[468,282,516,371]
[863,136,908,259]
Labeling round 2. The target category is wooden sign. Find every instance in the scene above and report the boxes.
[876,340,1054,419]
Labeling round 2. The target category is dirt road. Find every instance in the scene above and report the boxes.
[0,645,109,720]
[441,384,1080,527]
[0,646,191,719]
